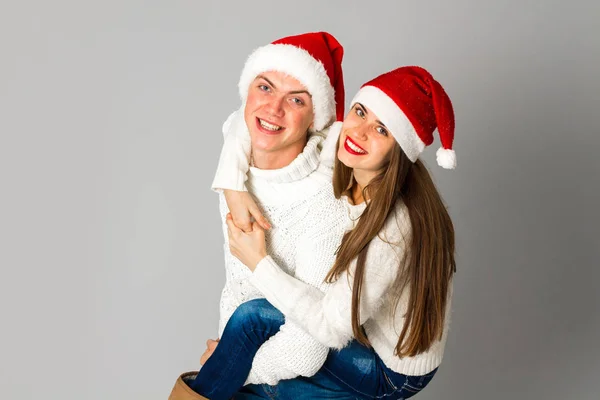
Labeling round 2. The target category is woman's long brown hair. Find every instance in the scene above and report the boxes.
[327,142,456,357]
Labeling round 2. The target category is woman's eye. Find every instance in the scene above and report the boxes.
[291,97,304,106]
[355,106,364,117]
[259,84,270,92]
[376,126,388,136]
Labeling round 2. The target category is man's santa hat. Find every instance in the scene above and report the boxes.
[238,31,345,131]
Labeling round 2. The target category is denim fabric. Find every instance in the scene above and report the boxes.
[317,339,437,399]
[236,341,437,400]
[190,299,284,400]
[193,298,437,400]
[235,371,357,399]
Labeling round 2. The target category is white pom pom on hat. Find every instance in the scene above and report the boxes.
[436,147,457,170]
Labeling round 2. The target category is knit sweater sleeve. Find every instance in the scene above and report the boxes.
[318,121,342,171]
[243,319,328,385]
[243,220,339,385]
[217,285,236,338]
[250,206,409,349]
[211,108,251,192]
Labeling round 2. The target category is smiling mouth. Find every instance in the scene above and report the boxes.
[257,118,283,132]
[344,137,367,155]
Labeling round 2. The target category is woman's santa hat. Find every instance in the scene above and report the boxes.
[350,66,457,169]
[238,32,345,131]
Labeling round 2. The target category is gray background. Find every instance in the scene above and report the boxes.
[1,0,598,399]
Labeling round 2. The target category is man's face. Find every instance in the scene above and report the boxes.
[244,71,314,159]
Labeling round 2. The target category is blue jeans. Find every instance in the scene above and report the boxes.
[189,298,285,399]
[192,299,437,399]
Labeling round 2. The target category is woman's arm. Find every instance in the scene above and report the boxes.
[221,217,331,384]
[317,121,342,171]
[244,320,328,385]
[212,113,342,232]
[250,237,402,349]
[211,109,270,231]
[226,207,410,349]
[211,108,251,193]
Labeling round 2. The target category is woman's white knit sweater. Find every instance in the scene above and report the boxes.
[250,200,453,376]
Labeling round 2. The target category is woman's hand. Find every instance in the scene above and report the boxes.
[224,190,271,233]
[226,213,267,271]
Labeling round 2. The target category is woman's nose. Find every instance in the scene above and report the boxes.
[349,125,368,141]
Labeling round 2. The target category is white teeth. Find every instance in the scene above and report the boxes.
[259,119,282,131]
[346,138,366,154]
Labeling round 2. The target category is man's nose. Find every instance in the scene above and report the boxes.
[264,95,285,117]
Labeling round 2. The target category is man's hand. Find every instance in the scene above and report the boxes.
[224,190,271,233]
[199,338,219,366]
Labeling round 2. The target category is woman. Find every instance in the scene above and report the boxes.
[171,66,457,400]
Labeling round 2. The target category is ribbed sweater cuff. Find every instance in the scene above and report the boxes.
[211,168,248,192]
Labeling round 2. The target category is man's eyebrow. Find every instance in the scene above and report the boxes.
[256,75,275,88]
[256,75,312,97]
[289,89,312,97]
[288,90,312,98]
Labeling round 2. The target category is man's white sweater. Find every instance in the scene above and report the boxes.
[214,132,350,385]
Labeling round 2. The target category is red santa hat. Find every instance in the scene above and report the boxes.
[238,32,345,131]
[350,66,456,169]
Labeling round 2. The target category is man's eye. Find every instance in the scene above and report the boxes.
[291,98,304,106]
[259,85,270,92]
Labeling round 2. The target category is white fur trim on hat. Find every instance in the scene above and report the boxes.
[350,85,425,162]
[238,44,335,131]
[436,147,456,169]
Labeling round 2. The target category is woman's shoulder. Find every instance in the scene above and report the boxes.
[379,200,411,243]
[363,200,411,280]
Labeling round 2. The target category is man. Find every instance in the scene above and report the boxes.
[169,32,348,399]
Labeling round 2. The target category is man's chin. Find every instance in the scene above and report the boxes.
[250,140,278,154]
[250,133,280,149]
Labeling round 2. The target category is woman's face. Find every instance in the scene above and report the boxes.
[337,102,397,182]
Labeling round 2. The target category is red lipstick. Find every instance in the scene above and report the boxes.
[343,136,367,155]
